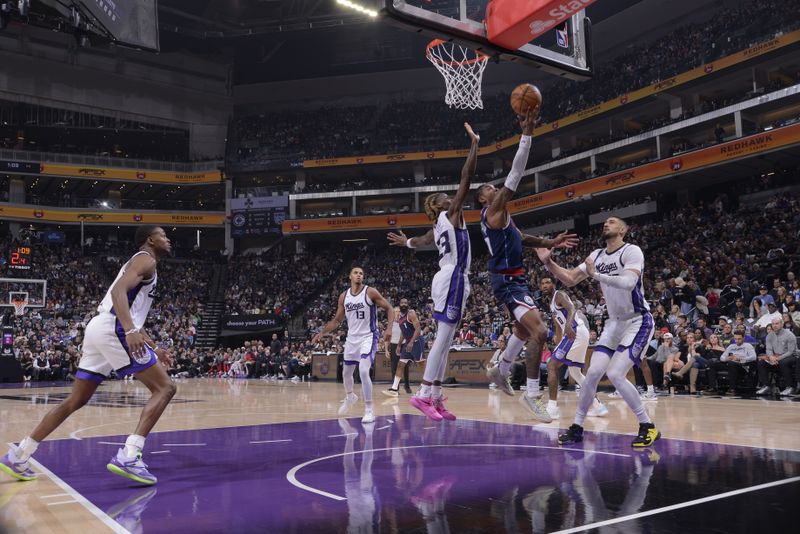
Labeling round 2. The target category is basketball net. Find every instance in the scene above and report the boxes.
[11,297,27,317]
[426,40,489,110]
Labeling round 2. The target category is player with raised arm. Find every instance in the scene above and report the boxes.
[387,122,478,421]
[383,298,423,397]
[1,226,176,486]
[312,267,394,423]
[536,216,660,447]
[475,108,578,423]
[537,275,608,420]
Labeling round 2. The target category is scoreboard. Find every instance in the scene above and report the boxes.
[8,246,32,271]
[230,196,289,237]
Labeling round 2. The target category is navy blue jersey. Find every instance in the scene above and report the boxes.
[480,208,524,273]
[397,312,417,340]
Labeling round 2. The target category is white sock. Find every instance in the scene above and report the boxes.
[12,437,39,462]
[431,384,442,398]
[124,434,146,458]
[419,383,432,397]
[392,376,401,389]
[547,400,557,409]
[647,385,655,394]
[499,334,525,376]
[526,378,540,397]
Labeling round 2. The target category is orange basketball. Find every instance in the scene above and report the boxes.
[510,83,542,116]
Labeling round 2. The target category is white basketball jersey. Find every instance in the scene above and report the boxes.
[584,243,649,318]
[344,285,377,341]
[98,251,157,329]
[434,211,471,273]
[550,292,587,331]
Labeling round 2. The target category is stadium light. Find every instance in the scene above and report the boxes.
[336,0,378,18]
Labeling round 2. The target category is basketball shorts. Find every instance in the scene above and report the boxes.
[399,338,425,362]
[594,312,654,366]
[489,273,537,321]
[431,266,470,325]
[552,324,590,367]
[344,333,379,364]
[76,313,158,382]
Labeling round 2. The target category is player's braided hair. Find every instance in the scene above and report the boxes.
[423,193,441,222]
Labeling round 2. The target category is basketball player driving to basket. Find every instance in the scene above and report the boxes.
[476,107,578,423]
[1,226,176,486]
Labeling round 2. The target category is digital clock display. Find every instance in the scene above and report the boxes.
[9,247,32,271]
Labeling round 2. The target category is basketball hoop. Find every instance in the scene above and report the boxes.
[426,39,489,110]
[11,297,27,317]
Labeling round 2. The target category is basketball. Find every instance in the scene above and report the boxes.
[510,83,542,116]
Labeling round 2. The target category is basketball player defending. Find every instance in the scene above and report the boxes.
[387,122,478,421]
[383,298,423,397]
[476,108,578,423]
[0,226,176,485]
[312,267,394,423]
[537,216,661,447]
[538,275,608,420]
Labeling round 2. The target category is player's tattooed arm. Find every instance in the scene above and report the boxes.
[555,290,577,340]
[522,231,578,249]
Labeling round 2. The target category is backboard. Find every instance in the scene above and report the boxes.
[0,278,47,310]
[378,0,593,80]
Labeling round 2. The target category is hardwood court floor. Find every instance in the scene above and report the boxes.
[0,379,797,533]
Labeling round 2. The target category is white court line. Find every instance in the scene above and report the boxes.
[162,443,206,447]
[150,450,171,454]
[14,445,130,534]
[286,443,630,501]
[374,425,391,431]
[40,493,71,499]
[422,427,437,430]
[250,439,293,444]
[552,476,800,534]
[97,442,126,446]
[46,499,80,506]
[327,433,358,438]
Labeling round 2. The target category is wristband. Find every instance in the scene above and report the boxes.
[406,239,415,249]
[125,328,139,336]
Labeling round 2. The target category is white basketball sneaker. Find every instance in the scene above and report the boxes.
[338,392,358,415]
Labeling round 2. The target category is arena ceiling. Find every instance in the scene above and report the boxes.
[156,0,645,84]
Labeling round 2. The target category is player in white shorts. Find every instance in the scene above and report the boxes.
[1,226,175,486]
[538,216,661,448]
[538,275,608,420]
[387,122,478,422]
[313,266,394,423]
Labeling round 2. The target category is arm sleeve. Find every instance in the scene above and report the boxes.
[779,334,797,360]
[590,270,639,290]
[503,135,532,192]
[766,334,776,356]
[743,344,757,363]
[578,249,601,274]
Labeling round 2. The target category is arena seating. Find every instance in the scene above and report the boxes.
[228,0,800,169]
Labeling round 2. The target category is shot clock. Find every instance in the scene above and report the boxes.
[8,246,32,271]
